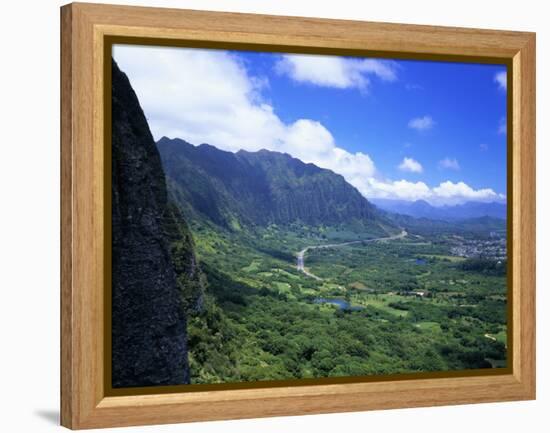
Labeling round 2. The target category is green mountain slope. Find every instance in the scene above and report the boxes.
[157,137,390,233]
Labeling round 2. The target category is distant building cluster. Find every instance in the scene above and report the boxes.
[450,236,507,260]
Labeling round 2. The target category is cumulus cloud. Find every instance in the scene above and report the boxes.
[398,157,423,173]
[275,54,397,91]
[363,179,504,205]
[113,45,503,206]
[433,181,505,204]
[438,157,460,170]
[113,44,377,192]
[283,119,377,180]
[365,178,431,201]
[495,71,507,91]
[408,115,435,131]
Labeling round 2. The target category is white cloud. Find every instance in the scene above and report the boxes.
[275,54,397,91]
[113,45,504,206]
[282,119,377,181]
[363,179,504,205]
[480,143,489,151]
[438,157,460,170]
[114,45,280,151]
[113,44,377,191]
[398,157,423,173]
[432,181,505,204]
[495,71,507,91]
[365,178,432,201]
[408,115,435,131]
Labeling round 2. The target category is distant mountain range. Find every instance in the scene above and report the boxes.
[371,198,507,221]
[157,137,391,232]
[155,137,506,237]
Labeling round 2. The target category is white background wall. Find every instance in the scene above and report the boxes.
[0,0,546,431]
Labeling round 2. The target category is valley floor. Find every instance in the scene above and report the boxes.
[184,222,508,384]
[296,229,408,280]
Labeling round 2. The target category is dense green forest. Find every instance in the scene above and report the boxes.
[182,221,507,383]
[154,138,508,384]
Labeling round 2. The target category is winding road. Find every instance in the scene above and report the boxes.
[296,230,407,281]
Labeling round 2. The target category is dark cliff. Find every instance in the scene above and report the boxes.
[111,60,201,387]
[157,137,383,230]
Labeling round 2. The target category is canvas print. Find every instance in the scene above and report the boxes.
[110,44,508,388]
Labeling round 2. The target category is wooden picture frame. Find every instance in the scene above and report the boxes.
[61,2,536,429]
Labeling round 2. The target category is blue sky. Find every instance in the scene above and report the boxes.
[113,45,507,205]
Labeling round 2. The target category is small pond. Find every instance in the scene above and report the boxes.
[314,298,364,311]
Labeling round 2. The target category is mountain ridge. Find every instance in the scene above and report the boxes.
[371,198,507,221]
[157,137,391,233]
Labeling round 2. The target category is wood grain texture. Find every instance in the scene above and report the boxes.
[60,4,73,429]
[60,2,536,429]
[511,34,536,396]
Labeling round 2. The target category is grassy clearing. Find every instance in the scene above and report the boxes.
[271,268,300,280]
[353,294,410,317]
[273,281,291,292]
[486,328,507,346]
[242,259,262,273]
[415,321,441,331]
[419,254,466,263]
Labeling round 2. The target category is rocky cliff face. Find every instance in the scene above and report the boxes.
[111,60,200,387]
